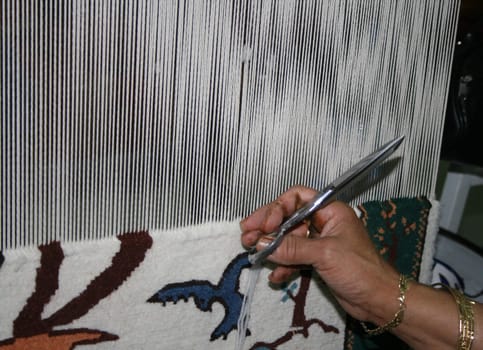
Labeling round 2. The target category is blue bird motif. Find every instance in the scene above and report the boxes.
[147,252,251,341]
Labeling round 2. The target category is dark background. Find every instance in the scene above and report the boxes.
[441,0,483,167]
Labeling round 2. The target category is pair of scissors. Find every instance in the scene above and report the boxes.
[248,135,405,265]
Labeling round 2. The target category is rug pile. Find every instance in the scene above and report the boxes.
[0,197,436,349]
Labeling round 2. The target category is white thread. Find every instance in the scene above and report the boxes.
[235,263,262,350]
[1,0,460,249]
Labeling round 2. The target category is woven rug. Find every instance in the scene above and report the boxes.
[344,197,435,350]
[0,197,436,349]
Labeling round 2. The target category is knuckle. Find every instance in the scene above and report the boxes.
[275,236,299,264]
[284,236,299,261]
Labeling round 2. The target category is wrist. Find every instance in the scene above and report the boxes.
[363,268,402,327]
[361,272,412,335]
[388,281,461,349]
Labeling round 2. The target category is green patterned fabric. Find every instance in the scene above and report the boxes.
[344,197,432,350]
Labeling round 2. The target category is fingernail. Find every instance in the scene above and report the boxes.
[257,236,274,248]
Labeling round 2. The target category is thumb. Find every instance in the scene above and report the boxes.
[256,234,321,266]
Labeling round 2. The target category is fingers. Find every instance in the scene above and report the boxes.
[239,185,363,287]
[240,186,319,248]
[256,233,322,267]
[257,233,318,283]
[315,201,360,237]
[254,234,316,284]
[268,266,300,284]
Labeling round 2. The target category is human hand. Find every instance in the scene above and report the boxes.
[240,185,400,323]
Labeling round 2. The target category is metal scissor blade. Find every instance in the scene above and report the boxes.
[248,135,405,266]
[329,135,405,189]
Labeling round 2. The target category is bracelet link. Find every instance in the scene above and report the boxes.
[360,274,412,336]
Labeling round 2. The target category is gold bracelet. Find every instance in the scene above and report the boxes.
[433,283,475,350]
[360,274,412,336]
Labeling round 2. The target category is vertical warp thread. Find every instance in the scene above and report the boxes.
[1,0,460,249]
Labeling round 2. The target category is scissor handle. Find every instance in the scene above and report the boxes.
[248,186,337,265]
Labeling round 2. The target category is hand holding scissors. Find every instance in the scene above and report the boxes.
[247,135,405,265]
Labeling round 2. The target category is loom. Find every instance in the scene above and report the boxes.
[1,0,460,249]
[0,1,461,349]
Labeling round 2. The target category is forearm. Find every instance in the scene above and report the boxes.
[367,280,483,350]
[395,283,463,349]
[240,192,482,349]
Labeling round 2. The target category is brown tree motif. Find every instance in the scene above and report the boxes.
[249,269,339,349]
[0,232,152,350]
